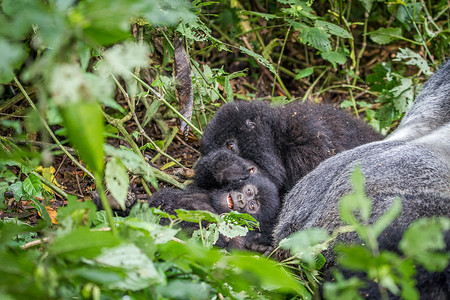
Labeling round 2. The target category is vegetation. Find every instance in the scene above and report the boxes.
[0,0,449,299]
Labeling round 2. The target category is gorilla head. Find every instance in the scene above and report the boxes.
[194,149,263,190]
[210,174,281,248]
[200,101,382,195]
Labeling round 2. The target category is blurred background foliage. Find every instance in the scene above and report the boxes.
[0,0,449,299]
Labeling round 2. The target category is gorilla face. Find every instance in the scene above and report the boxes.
[194,149,261,190]
[219,182,262,214]
[211,174,280,230]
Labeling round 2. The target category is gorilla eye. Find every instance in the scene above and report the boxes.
[249,167,255,174]
[247,188,252,196]
[249,202,255,210]
[227,143,234,150]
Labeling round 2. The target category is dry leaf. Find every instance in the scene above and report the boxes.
[173,36,194,140]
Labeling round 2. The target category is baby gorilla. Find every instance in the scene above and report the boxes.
[144,172,280,250]
[210,174,280,249]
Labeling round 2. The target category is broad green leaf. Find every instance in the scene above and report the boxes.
[339,166,372,224]
[157,280,213,300]
[7,181,24,201]
[22,173,43,198]
[94,243,162,290]
[104,145,156,185]
[95,244,162,291]
[217,222,248,239]
[358,0,376,12]
[175,209,220,223]
[295,67,314,79]
[95,42,149,79]
[126,220,179,244]
[60,101,105,175]
[223,252,309,296]
[315,21,353,39]
[50,227,121,260]
[0,39,27,83]
[367,27,403,45]
[192,223,220,247]
[105,157,129,211]
[239,46,276,74]
[321,51,347,67]
[299,26,331,52]
[222,211,259,230]
[335,244,373,271]
[57,196,97,227]
[394,48,432,75]
[399,218,450,271]
[391,78,414,113]
[323,270,365,300]
[372,197,402,238]
[279,227,330,265]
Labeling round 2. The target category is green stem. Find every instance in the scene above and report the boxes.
[301,68,329,102]
[14,77,95,180]
[103,113,184,189]
[95,173,118,236]
[131,73,203,136]
[30,171,74,200]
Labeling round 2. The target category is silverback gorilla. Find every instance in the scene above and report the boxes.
[200,100,382,195]
[272,60,450,298]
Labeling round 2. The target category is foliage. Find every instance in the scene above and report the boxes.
[0,0,449,299]
[0,201,307,299]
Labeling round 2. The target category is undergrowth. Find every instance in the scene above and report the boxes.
[0,0,449,299]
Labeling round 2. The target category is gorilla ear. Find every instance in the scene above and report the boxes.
[243,119,256,130]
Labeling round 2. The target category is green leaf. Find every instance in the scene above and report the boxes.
[105,157,129,211]
[217,222,248,239]
[323,270,365,300]
[239,46,276,74]
[222,211,259,230]
[8,181,24,201]
[0,39,27,83]
[358,0,375,12]
[125,220,179,244]
[371,198,402,238]
[57,194,98,227]
[339,166,372,225]
[299,26,331,52]
[315,20,353,39]
[224,253,309,296]
[50,227,121,260]
[104,145,156,185]
[367,27,403,45]
[279,227,330,265]
[393,48,432,75]
[399,218,450,271]
[157,280,213,300]
[192,223,220,248]
[96,42,149,79]
[321,51,347,67]
[94,243,162,290]
[60,102,105,175]
[295,67,314,79]
[175,209,220,223]
[22,173,43,198]
[335,244,374,272]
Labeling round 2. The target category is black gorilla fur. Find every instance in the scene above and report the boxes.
[200,101,382,195]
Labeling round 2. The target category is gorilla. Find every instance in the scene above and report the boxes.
[200,100,382,195]
[271,60,450,298]
[148,172,280,249]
